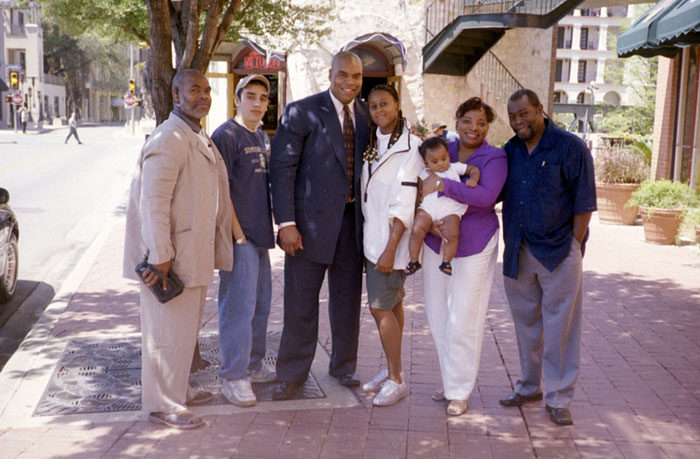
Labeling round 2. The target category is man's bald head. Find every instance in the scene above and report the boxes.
[329,51,363,105]
[331,51,362,71]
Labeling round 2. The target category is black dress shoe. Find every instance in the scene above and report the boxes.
[499,392,543,407]
[546,405,573,426]
[272,380,304,401]
[329,372,360,387]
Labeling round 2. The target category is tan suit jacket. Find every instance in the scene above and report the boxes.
[123,113,233,287]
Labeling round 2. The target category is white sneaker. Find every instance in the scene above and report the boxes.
[362,369,388,393]
[373,379,407,407]
[250,364,277,383]
[221,378,256,407]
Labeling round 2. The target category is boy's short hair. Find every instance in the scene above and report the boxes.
[419,136,448,159]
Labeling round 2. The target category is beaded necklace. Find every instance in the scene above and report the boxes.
[363,120,403,163]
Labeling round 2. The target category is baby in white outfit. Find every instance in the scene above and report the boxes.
[406,136,479,276]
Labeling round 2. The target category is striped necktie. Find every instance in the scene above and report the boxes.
[343,105,355,202]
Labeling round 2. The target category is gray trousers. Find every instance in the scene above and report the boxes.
[503,238,583,408]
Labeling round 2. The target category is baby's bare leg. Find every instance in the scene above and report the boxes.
[440,215,462,263]
[408,209,434,262]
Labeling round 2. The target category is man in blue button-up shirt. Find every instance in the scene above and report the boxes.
[498,89,596,426]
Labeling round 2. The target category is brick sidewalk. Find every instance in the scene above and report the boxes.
[0,215,699,458]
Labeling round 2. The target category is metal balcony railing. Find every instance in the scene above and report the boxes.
[425,0,571,41]
[9,24,25,35]
[473,50,524,104]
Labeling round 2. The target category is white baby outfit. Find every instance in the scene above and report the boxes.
[419,162,469,220]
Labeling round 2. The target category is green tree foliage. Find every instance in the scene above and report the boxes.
[598,4,658,140]
[40,0,332,123]
[598,55,657,139]
[43,22,130,116]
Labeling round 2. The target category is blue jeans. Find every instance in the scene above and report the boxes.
[218,240,272,380]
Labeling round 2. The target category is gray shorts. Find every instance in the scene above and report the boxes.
[365,259,407,311]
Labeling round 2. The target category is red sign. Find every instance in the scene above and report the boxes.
[238,51,284,72]
[11,93,23,106]
[124,93,137,107]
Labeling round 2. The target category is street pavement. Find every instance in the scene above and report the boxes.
[0,126,143,368]
[0,136,699,456]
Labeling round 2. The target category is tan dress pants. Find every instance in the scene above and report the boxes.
[140,285,207,414]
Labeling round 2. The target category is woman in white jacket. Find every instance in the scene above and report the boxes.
[360,84,423,406]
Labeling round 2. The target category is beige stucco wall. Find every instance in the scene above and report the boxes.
[285,0,427,125]
[493,28,555,109]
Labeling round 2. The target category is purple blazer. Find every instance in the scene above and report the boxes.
[425,140,507,257]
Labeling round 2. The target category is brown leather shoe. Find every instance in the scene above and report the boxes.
[187,390,214,406]
[546,405,574,426]
[272,380,305,401]
[329,372,360,387]
[498,392,543,407]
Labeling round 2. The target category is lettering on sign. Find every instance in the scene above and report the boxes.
[241,51,283,71]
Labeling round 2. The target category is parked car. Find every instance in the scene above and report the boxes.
[0,187,19,303]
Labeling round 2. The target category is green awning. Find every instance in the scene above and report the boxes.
[655,0,700,46]
[617,0,681,58]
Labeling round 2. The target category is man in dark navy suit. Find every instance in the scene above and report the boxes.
[270,51,369,400]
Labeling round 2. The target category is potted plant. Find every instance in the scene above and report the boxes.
[680,208,700,244]
[627,180,700,245]
[595,146,648,225]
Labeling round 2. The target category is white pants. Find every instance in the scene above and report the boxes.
[422,231,498,400]
[140,285,207,414]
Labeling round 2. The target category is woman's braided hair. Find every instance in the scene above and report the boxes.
[363,84,404,163]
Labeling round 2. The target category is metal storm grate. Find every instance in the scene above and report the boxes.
[34,332,324,416]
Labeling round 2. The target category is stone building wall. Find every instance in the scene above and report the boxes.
[286,0,427,124]
[283,1,554,146]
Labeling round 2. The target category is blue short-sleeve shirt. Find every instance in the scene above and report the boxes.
[502,119,597,279]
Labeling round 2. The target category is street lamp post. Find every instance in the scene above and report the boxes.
[584,81,599,144]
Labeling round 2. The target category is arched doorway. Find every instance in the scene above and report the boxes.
[231,42,286,136]
[342,33,408,101]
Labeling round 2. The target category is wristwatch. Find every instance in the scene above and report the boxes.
[235,237,246,245]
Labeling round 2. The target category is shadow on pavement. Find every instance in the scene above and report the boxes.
[0,280,55,371]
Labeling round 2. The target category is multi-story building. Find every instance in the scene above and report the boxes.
[1,0,66,130]
[554,6,632,107]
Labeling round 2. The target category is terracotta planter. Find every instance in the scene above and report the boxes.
[596,183,640,225]
[639,207,684,245]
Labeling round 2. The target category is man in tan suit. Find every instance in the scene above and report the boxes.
[124,69,233,429]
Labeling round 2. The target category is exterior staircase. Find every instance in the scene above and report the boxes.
[423,0,586,75]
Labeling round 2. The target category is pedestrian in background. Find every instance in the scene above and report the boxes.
[499,89,596,426]
[123,69,233,430]
[269,51,369,400]
[360,84,423,406]
[20,104,28,134]
[211,75,277,408]
[419,97,506,416]
[65,112,82,144]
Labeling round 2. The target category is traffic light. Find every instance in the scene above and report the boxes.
[4,95,11,103]
[134,99,141,107]
[129,78,135,94]
[10,71,19,89]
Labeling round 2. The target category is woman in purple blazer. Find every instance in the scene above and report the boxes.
[419,97,507,416]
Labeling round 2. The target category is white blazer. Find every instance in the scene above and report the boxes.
[361,126,423,268]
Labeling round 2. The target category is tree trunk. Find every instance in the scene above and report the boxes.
[146,0,175,125]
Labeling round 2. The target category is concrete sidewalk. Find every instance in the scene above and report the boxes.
[0,213,698,458]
